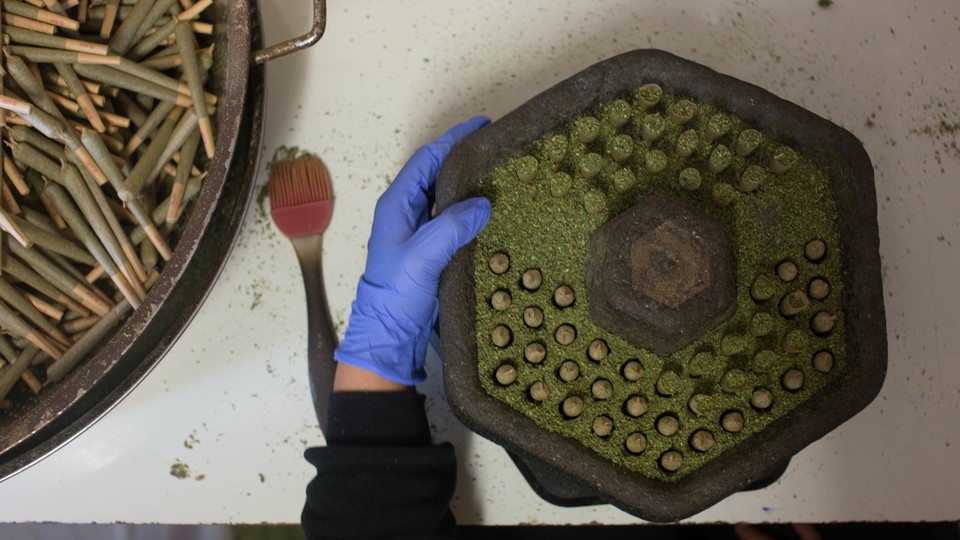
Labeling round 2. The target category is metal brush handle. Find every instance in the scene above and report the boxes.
[252,0,327,65]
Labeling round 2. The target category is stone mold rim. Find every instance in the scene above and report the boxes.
[436,48,885,522]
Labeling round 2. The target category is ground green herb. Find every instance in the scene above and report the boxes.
[471,89,846,481]
[170,461,191,479]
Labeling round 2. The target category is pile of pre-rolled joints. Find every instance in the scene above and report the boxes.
[0,0,217,409]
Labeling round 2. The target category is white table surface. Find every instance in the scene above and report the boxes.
[1,0,959,526]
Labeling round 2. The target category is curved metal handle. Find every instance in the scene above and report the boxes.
[252,0,326,65]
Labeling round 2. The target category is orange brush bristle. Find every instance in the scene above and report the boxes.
[268,155,334,239]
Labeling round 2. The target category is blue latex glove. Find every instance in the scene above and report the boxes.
[334,117,492,386]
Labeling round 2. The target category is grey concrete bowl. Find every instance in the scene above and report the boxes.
[436,49,885,522]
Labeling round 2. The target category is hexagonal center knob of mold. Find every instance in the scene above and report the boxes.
[586,194,736,355]
[629,221,710,309]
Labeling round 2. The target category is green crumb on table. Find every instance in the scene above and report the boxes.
[471,87,846,481]
[818,0,833,7]
[256,182,270,219]
[170,461,191,479]
[267,145,312,171]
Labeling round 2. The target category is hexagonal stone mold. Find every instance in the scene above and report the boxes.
[436,49,885,522]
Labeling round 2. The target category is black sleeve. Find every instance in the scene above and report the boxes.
[301,391,457,540]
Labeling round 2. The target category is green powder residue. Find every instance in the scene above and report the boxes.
[471,90,846,482]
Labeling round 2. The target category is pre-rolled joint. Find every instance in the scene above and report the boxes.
[640,113,665,142]
[735,129,763,156]
[678,167,702,191]
[608,133,634,161]
[779,291,810,317]
[495,363,517,386]
[515,155,538,183]
[587,339,609,362]
[644,149,668,174]
[553,285,575,308]
[545,134,567,163]
[591,378,613,400]
[605,99,632,128]
[675,128,698,157]
[707,144,733,174]
[669,99,696,125]
[624,395,647,417]
[637,83,662,111]
[705,113,733,143]
[524,342,546,364]
[558,360,580,382]
[574,116,601,144]
[528,380,550,402]
[562,395,584,418]
[490,324,512,348]
[659,450,683,472]
[592,415,614,437]
[770,146,799,173]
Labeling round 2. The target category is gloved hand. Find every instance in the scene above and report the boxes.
[334,117,492,386]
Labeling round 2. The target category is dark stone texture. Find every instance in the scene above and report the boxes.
[436,49,886,522]
[586,194,735,355]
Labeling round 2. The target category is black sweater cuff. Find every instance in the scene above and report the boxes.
[326,391,432,446]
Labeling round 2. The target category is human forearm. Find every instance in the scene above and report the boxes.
[333,362,409,393]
